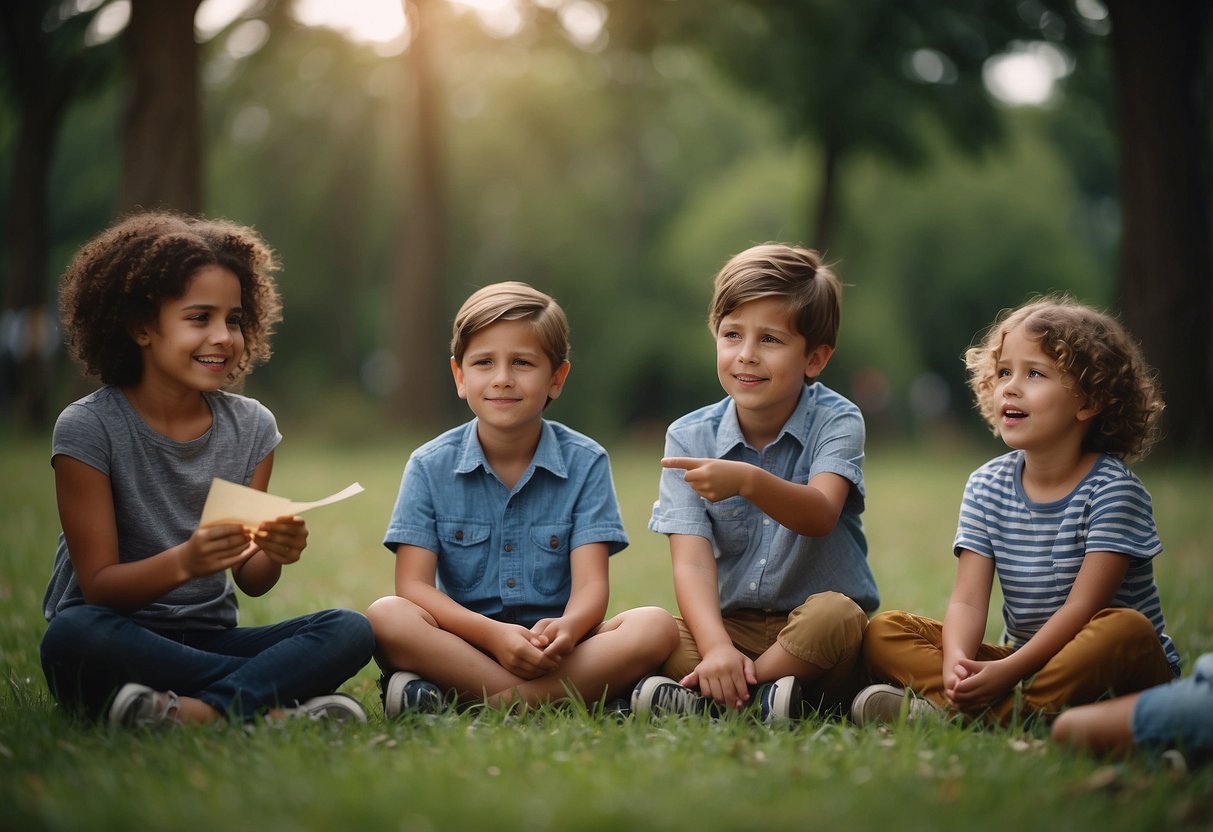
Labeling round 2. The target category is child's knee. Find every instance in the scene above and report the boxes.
[781,592,868,666]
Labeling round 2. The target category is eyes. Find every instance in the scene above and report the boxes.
[470,357,536,368]
[187,312,243,327]
[997,367,1045,379]
[720,330,784,345]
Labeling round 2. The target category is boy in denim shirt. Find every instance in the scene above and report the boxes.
[635,244,877,721]
[368,282,677,715]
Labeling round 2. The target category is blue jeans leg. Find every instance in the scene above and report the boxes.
[1132,651,1213,761]
[182,608,374,718]
[41,605,374,721]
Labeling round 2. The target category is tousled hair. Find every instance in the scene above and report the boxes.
[450,281,569,371]
[964,294,1164,461]
[708,243,842,351]
[58,211,282,387]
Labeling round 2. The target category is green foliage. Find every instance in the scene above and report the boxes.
[0,0,1141,447]
[3,433,1212,831]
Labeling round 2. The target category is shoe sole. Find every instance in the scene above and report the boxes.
[384,672,420,719]
[851,683,910,726]
[763,676,802,723]
[108,683,151,728]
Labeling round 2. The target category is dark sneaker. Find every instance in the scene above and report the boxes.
[630,675,717,718]
[600,697,631,720]
[287,692,368,723]
[754,675,802,723]
[383,671,443,718]
[108,683,181,729]
[850,684,941,726]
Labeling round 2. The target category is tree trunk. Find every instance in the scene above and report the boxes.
[120,0,203,214]
[391,0,448,426]
[812,139,841,253]
[1106,0,1212,456]
[3,98,67,427]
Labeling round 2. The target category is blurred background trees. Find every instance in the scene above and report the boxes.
[1,0,1209,457]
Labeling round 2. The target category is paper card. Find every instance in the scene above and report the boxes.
[199,478,364,528]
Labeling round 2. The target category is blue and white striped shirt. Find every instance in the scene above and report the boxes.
[954,450,1179,674]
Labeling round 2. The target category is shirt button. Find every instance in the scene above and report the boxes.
[759,559,766,566]
[750,582,757,590]
[506,578,516,588]
[454,530,464,541]
[504,543,512,553]
[550,536,559,547]
[763,519,770,526]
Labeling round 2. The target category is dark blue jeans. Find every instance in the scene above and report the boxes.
[41,605,374,721]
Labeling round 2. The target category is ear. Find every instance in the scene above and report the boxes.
[450,356,468,400]
[1076,401,1102,423]
[804,344,834,380]
[547,360,572,401]
[131,324,151,347]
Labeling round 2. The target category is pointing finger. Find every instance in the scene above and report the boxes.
[662,457,708,471]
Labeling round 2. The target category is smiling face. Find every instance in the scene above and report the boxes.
[451,318,571,441]
[993,323,1098,455]
[133,265,245,394]
[715,296,831,443]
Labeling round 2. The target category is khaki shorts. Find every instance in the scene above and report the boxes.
[662,591,869,713]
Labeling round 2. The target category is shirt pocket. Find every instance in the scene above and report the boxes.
[529,522,573,597]
[706,497,751,561]
[436,519,492,592]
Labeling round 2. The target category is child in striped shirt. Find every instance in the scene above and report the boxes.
[853,295,1179,726]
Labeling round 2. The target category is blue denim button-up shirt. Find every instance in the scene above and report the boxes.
[384,419,628,627]
[649,382,879,614]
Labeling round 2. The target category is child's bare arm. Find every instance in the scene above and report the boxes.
[661,457,849,537]
[949,551,1130,711]
[941,550,995,705]
[533,542,610,659]
[670,533,756,708]
[56,455,251,610]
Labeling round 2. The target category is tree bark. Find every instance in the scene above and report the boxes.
[1106,0,1212,456]
[391,0,448,426]
[120,0,204,214]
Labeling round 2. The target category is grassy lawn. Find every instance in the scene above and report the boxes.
[1,429,1210,831]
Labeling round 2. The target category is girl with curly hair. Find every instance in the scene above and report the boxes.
[41,212,374,727]
[853,295,1178,727]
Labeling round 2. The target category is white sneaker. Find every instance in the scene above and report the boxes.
[108,683,181,729]
[850,684,941,726]
[286,692,367,723]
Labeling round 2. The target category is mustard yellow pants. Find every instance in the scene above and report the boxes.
[862,607,1175,723]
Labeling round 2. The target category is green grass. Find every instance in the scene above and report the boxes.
[2,430,1211,832]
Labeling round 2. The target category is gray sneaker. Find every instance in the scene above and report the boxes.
[382,671,443,718]
[754,675,802,723]
[109,683,181,729]
[286,692,368,723]
[630,675,718,718]
[850,684,941,726]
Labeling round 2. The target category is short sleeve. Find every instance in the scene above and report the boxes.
[647,429,712,537]
[570,452,629,555]
[51,402,112,476]
[383,451,440,553]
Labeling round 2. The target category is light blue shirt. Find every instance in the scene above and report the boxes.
[384,419,628,628]
[649,382,878,614]
[955,450,1179,673]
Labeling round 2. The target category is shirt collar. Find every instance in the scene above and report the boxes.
[454,419,569,480]
[715,382,814,457]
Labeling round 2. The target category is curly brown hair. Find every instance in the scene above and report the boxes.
[964,295,1165,461]
[58,211,283,387]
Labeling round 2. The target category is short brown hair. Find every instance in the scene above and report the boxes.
[58,211,282,387]
[964,295,1165,461]
[708,243,842,351]
[450,281,569,371]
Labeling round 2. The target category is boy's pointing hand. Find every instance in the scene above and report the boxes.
[662,457,752,503]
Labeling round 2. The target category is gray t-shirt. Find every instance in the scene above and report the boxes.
[43,386,281,631]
